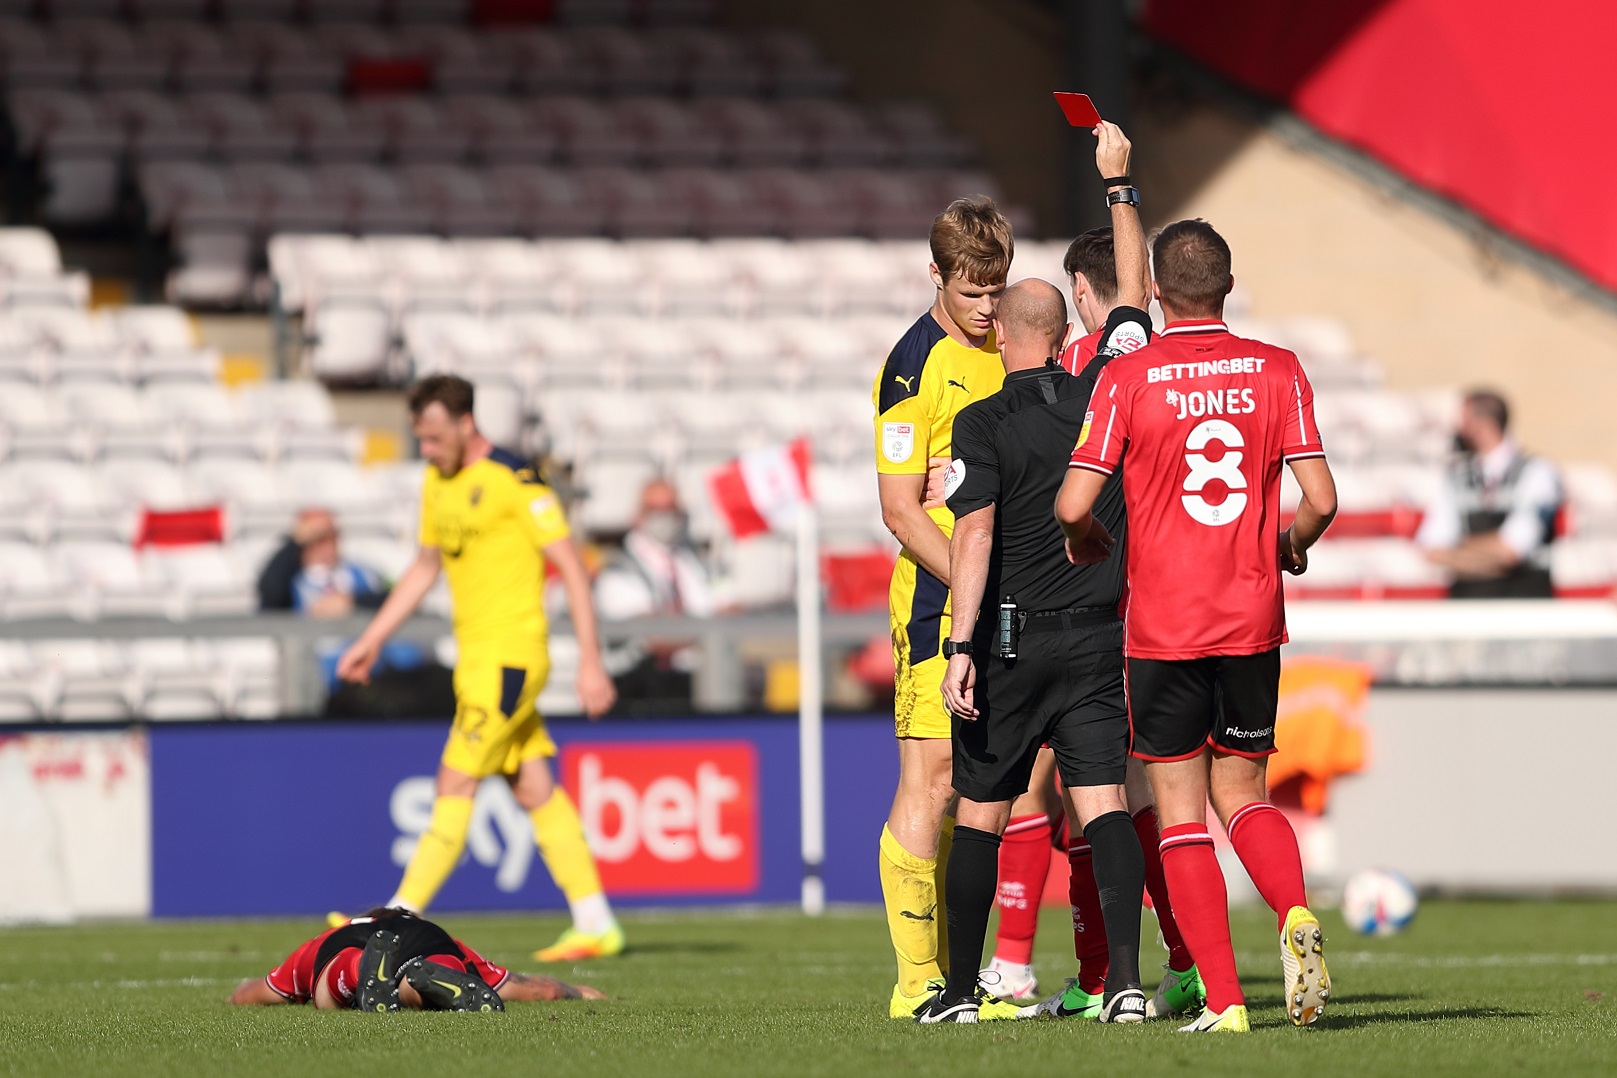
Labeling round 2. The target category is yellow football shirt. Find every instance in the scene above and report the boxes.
[418,447,571,663]
[872,311,1004,714]
[871,311,1005,537]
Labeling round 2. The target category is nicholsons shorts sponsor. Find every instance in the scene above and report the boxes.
[1125,648,1281,762]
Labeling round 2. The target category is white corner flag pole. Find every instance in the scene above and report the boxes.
[796,502,826,916]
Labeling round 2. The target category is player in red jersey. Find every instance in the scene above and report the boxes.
[985,187,1197,1020]
[1057,219,1338,1033]
[228,908,605,1011]
[1057,226,1150,375]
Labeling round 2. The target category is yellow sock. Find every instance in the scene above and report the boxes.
[934,815,955,976]
[879,824,942,997]
[393,794,473,913]
[530,788,609,925]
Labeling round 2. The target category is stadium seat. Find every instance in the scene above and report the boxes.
[147,545,256,618]
[55,539,168,616]
[36,639,135,721]
[305,299,394,383]
[128,638,226,720]
[166,229,255,308]
[0,541,73,619]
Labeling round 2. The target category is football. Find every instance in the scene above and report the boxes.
[1341,868,1419,936]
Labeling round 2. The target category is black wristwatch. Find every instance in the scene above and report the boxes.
[942,640,973,658]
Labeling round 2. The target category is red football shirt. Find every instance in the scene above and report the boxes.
[1068,319,1325,659]
[1059,327,1103,375]
[264,926,509,1003]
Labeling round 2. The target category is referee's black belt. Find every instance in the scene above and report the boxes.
[1018,605,1119,634]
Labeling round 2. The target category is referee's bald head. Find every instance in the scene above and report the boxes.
[996,278,1067,354]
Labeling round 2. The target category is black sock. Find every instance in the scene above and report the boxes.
[944,825,1002,1003]
[1084,810,1145,996]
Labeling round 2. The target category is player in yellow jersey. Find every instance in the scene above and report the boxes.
[336,374,623,963]
[873,195,1014,1019]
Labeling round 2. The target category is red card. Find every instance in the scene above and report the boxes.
[1053,91,1102,128]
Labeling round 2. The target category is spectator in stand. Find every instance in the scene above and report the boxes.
[1416,390,1563,599]
[257,508,389,617]
[593,478,728,711]
[594,478,723,620]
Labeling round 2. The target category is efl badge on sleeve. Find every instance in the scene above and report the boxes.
[882,422,915,463]
[1075,411,1094,450]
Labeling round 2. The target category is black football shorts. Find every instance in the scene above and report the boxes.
[951,617,1128,803]
[1125,648,1281,762]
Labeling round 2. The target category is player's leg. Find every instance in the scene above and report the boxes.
[387,658,508,913]
[921,651,1048,1025]
[1132,656,1248,1032]
[1029,622,1144,1022]
[1062,782,1143,1022]
[881,733,954,1016]
[514,752,623,961]
[882,570,957,1016]
[1205,650,1328,1026]
[1126,758,1202,1017]
[915,794,1010,1024]
[502,661,623,962]
[400,953,505,1012]
[388,761,479,914]
[984,748,1057,1002]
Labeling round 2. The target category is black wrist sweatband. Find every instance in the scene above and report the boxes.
[1102,175,1131,187]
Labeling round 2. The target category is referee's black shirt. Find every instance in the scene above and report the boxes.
[944,353,1126,619]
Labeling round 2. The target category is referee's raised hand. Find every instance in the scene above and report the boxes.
[942,652,978,719]
[1093,120,1132,180]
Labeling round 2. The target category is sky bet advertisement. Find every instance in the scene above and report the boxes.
[148,716,896,917]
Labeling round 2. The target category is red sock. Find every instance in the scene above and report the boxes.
[320,947,364,1005]
[992,813,1052,965]
[1065,839,1109,995]
[1133,806,1194,971]
[1158,823,1243,1011]
[1226,801,1308,932]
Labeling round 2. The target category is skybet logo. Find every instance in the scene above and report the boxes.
[561,741,758,894]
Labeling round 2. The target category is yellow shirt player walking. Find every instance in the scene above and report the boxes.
[337,374,624,963]
[873,196,1012,1018]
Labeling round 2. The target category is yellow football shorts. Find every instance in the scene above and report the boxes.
[890,554,952,740]
[440,654,555,779]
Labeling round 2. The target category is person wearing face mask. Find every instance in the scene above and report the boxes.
[594,478,721,620]
[1415,389,1563,599]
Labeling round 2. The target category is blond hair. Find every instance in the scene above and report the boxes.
[930,195,1014,286]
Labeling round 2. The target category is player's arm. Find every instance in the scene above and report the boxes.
[1055,468,1115,564]
[496,971,607,1002]
[543,535,617,718]
[228,977,289,1005]
[878,473,952,583]
[336,546,443,683]
[941,505,992,719]
[1280,457,1339,575]
[1094,121,1150,311]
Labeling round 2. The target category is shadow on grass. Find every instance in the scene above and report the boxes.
[1311,1007,1535,1030]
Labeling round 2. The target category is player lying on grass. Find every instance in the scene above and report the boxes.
[228,908,606,1012]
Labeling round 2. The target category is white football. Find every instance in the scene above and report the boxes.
[1341,867,1418,936]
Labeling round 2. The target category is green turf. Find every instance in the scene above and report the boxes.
[1,899,1613,1077]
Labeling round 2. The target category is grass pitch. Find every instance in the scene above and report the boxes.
[2,899,1614,1078]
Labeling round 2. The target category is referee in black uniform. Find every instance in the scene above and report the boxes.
[920,279,1154,1024]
